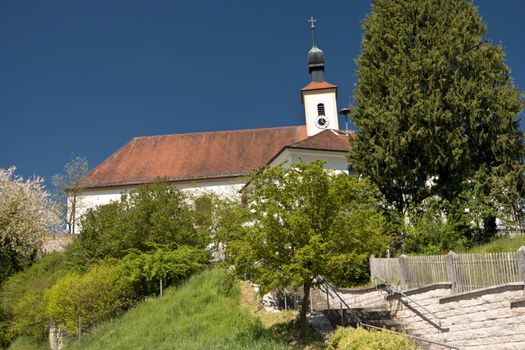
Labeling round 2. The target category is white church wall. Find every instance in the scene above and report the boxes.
[71,186,134,233]
[176,177,246,199]
[69,177,246,233]
[269,148,349,174]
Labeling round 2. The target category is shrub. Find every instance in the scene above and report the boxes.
[45,247,208,336]
[119,246,210,296]
[45,261,134,335]
[0,252,67,344]
[327,327,416,350]
[66,181,207,270]
[404,198,468,254]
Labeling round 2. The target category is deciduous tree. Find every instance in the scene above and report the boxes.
[0,167,59,284]
[52,156,88,233]
[225,161,392,339]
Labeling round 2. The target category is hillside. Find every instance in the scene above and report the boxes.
[62,269,290,350]
[462,235,525,253]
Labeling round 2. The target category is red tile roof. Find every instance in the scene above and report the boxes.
[79,126,309,188]
[288,129,352,152]
[79,126,354,189]
[301,81,337,91]
[265,129,352,166]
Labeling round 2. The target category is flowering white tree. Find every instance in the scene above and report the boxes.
[0,167,59,284]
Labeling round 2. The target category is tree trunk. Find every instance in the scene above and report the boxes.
[298,280,311,342]
[68,195,77,234]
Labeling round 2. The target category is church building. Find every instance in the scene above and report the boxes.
[71,22,352,233]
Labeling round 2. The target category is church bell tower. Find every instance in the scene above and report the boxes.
[301,17,339,137]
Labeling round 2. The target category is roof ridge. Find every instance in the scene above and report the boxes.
[78,138,138,186]
[132,125,306,140]
[288,129,340,147]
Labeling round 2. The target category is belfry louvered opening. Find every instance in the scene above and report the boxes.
[317,103,325,116]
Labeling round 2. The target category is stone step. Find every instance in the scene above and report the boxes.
[307,312,335,342]
[323,307,402,330]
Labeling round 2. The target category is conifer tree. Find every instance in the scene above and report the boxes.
[349,0,524,229]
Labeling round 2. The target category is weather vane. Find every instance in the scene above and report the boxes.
[308,16,317,45]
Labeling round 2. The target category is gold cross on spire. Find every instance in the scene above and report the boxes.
[308,16,317,46]
[308,16,317,30]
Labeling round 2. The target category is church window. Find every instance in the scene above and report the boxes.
[317,103,325,116]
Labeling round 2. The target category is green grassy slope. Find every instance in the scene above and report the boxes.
[64,269,287,350]
[7,336,48,350]
[462,235,525,253]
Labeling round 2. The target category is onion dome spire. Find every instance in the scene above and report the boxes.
[307,16,325,82]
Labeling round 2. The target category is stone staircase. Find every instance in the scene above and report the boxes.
[310,284,456,350]
[322,306,401,329]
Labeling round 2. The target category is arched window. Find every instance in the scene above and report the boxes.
[317,103,325,116]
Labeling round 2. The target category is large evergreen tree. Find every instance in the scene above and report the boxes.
[349,0,524,231]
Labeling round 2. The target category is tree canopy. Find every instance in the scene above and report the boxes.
[225,161,392,337]
[349,0,524,230]
[67,180,207,269]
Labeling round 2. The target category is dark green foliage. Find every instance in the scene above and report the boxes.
[67,181,206,269]
[404,199,468,254]
[0,253,68,344]
[349,0,524,250]
[0,235,38,289]
[0,305,9,348]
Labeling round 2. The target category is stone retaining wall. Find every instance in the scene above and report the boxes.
[319,282,525,349]
[42,233,75,253]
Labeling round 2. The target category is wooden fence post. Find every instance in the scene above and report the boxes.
[446,251,458,292]
[399,255,409,289]
[369,255,375,282]
[516,247,525,296]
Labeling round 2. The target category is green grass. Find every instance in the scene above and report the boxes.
[462,235,525,253]
[63,269,289,350]
[7,336,48,350]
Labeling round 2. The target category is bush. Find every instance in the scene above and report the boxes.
[119,246,210,297]
[45,261,134,335]
[45,247,208,336]
[404,199,468,254]
[67,181,207,270]
[327,327,416,350]
[0,252,67,344]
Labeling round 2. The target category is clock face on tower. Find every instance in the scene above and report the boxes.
[315,116,329,129]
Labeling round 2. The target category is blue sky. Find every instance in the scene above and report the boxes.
[1,0,524,188]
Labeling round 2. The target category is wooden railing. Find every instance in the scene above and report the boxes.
[370,247,525,294]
